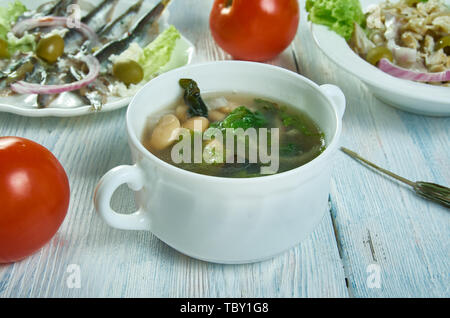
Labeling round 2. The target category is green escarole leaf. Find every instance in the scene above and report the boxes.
[305,0,365,40]
[212,106,267,131]
[139,25,181,80]
[0,1,35,56]
[0,1,27,40]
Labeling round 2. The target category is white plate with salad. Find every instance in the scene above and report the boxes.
[307,0,450,116]
[0,0,195,117]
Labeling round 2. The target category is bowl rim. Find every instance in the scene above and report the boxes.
[126,60,342,184]
[308,0,450,107]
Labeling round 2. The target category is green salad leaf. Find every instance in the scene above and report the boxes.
[0,1,34,57]
[6,32,35,55]
[139,25,182,80]
[0,0,27,40]
[305,0,365,40]
[212,106,267,131]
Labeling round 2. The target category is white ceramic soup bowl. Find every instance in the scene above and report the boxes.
[94,61,345,264]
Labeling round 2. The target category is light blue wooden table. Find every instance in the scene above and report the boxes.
[0,0,449,298]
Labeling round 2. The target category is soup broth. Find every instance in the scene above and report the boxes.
[142,83,325,178]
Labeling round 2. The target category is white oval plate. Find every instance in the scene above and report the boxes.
[0,0,195,117]
[310,0,450,116]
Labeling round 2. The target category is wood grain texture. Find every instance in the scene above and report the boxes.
[0,0,448,298]
[0,0,349,297]
[295,0,449,297]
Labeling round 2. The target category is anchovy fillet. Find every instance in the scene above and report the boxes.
[81,0,119,32]
[64,0,119,53]
[94,0,171,63]
[97,0,144,44]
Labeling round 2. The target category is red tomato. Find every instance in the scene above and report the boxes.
[0,137,70,263]
[209,0,300,61]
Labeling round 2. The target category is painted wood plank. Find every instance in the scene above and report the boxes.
[295,0,450,297]
[0,0,348,297]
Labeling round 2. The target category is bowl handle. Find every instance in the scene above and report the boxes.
[93,165,150,230]
[320,84,346,119]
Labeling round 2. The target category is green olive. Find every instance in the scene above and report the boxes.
[436,35,450,55]
[36,34,65,63]
[366,46,393,65]
[112,59,144,85]
[0,38,9,59]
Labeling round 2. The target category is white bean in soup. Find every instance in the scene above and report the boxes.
[175,105,189,123]
[182,116,210,132]
[148,114,181,151]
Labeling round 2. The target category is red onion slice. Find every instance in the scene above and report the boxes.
[10,55,100,95]
[12,16,99,46]
[378,58,450,83]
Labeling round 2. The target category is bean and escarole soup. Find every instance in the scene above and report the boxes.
[142,79,326,178]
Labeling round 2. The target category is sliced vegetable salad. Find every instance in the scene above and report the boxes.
[0,0,190,110]
[307,0,450,85]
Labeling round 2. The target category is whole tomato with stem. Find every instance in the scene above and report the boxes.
[209,0,300,61]
[0,137,70,263]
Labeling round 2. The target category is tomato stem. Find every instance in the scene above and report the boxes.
[225,0,233,7]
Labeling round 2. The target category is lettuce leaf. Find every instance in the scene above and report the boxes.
[138,25,182,80]
[0,0,27,40]
[6,32,35,55]
[0,1,34,56]
[305,0,365,40]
